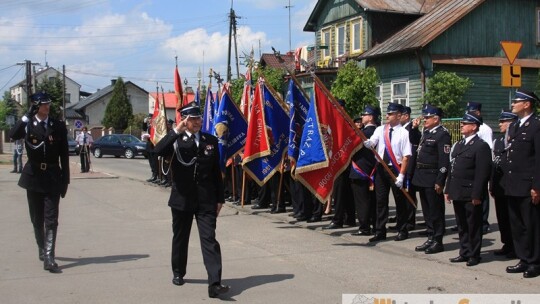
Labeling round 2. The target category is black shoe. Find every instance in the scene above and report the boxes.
[351,230,372,236]
[467,257,481,267]
[424,241,444,254]
[523,266,540,278]
[251,204,268,210]
[43,256,61,273]
[394,231,408,241]
[172,275,185,286]
[369,234,386,242]
[271,208,286,214]
[450,226,458,232]
[506,262,528,273]
[146,176,157,182]
[450,256,468,263]
[307,217,321,223]
[494,245,513,256]
[388,216,397,223]
[322,222,343,230]
[10,169,17,173]
[295,215,309,222]
[208,284,230,298]
[415,240,433,252]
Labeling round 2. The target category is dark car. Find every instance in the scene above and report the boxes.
[67,135,79,155]
[91,134,147,159]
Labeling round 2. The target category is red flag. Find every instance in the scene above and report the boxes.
[150,92,168,144]
[174,65,184,123]
[295,78,363,202]
[242,81,270,164]
[240,70,252,118]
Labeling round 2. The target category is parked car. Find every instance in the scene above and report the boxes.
[91,134,147,159]
[67,135,80,155]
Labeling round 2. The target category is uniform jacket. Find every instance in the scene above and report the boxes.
[490,135,507,197]
[154,130,224,212]
[445,134,492,201]
[349,125,377,180]
[412,125,451,188]
[503,114,540,196]
[9,116,70,194]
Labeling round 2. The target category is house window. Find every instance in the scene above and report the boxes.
[321,28,331,58]
[391,80,408,106]
[351,19,362,53]
[375,85,383,110]
[65,93,71,103]
[336,24,346,56]
[537,8,540,44]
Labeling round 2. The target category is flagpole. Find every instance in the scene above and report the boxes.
[312,75,416,208]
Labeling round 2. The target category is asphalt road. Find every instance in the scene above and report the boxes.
[1,154,539,304]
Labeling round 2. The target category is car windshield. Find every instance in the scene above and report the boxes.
[119,135,139,144]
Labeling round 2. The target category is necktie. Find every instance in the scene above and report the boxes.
[40,121,47,132]
[383,127,393,163]
[190,134,197,151]
[83,134,87,144]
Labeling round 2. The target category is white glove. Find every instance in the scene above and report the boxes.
[395,173,405,188]
[363,140,374,149]
[144,117,149,123]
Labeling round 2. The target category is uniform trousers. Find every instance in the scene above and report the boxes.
[418,186,445,242]
[171,208,222,286]
[374,164,412,235]
[453,200,483,258]
[331,171,355,225]
[506,196,540,266]
[27,190,60,230]
[351,178,376,233]
[493,194,513,249]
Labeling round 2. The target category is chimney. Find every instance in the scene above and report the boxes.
[111,79,117,86]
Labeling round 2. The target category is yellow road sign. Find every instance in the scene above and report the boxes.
[501,64,521,87]
[500,41,522,65]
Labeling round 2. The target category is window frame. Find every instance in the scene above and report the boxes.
[336,23,346,57]
[537,7,540,44]
[321,27,331,58]
[391,80,409,107]
[350,18,363,54]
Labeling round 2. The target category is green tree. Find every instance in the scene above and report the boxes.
[102,77,133,132]
[421,71,473,118]
[331,61,380,117]
[0,91,19,130]
[35,73,65,120]
[229,78,244,104]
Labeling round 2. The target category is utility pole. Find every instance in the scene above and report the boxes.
[227,0,241,81]
[16,60,40,106]
[285,0,294,52]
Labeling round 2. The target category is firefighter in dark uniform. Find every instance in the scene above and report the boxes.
[490,109,517,259]
[142,114,159,183]
[9,92,70,273]
[400,106,421,231]
[445,111,492,267]
[504,89,540,278]
[349,105,379,236]
[153,102,230,297]
[412,104,451,254]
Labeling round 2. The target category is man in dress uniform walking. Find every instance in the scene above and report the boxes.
[490,109,518,259]
[504,89,540,278]
[412,104,451,254]
[350,105,379,236]
[9,92,70,273]
[75,126,93,173]
[445,112,492,267]
[153,102,230,297]
[364,102,412,242]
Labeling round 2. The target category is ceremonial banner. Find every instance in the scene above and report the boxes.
[202,87,216,134]
[214,91,248,172]
[295,81,362,202]
[174,65,185,123]
[285,79,310,162]
[150,91,168,145]
[242,80,290,185]
[240,69,252,118]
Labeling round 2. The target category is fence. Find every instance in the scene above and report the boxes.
[441,118,462,144]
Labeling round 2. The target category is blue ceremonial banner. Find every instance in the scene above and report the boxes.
[202,87,215,134]
[214,91,248,172]
[295,92,328,170]
[242,81,290,185]
[285,79,310,162]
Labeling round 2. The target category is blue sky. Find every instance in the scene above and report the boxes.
[0,0,317,94]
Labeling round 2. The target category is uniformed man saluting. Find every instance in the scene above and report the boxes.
[413,104,451,254]
[504,89,540,278]
[9,92,70,273]
[153,102,230,298]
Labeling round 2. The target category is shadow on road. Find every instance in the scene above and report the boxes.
[56,254,150,270]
